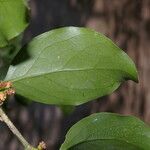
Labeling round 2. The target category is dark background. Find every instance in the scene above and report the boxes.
[0,0,150,149]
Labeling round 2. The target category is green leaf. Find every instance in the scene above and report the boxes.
[60,113,150,150]
[5,27,138,105]
[0,34,23,80]
[0,0,29,80]
[0,0,29,48]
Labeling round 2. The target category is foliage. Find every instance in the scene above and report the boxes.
[0,0,149,150]
[0,0,28,48]
[61,113,150,150]
[0,0,29,80]
[5,27,137,105]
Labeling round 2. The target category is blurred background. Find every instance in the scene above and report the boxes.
[0,0,150,149]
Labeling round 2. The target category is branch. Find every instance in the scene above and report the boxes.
[0,107,37,150]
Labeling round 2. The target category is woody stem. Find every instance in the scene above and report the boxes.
[0,107,37,150]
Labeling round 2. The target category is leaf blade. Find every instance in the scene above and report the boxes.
[5,27,138,105]
[60,113,150,150]
[0,0,29,47]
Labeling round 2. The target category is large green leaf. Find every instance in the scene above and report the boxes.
[5,27,138,105]
[60,113,150,150]
[0,0,29,48]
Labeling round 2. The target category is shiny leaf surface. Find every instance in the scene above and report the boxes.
[60,113,150,150]
[5,27,138,105]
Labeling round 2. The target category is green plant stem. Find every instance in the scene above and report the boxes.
[0,107,37,150]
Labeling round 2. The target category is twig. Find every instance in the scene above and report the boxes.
[0,107,37,150]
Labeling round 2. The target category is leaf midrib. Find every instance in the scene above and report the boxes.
[8,67,129,83]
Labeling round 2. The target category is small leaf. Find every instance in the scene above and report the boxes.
[0,0,29,48]
[60,113,150,150]
[5,27,138,105]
